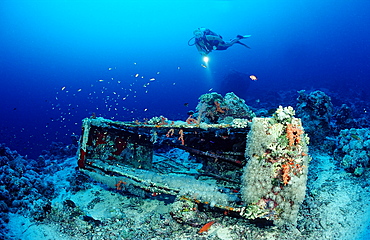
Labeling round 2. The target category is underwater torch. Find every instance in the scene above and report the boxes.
[203,56,209,63]
[200,55,209,68]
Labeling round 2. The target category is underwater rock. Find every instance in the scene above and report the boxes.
[0,212,9,240]
[63,199,77,208]
[39,139,78,161]
[0,144,19,161]
[334,128,370,175]
[67,171,92,193]
[0,143,56,234]
[194,92,255,124]
[296,90,333,146]
[170,198,208,227]
[82,215,102,226]
[333,104,356,131]
[0,201,8,213]
[224,92,255,119]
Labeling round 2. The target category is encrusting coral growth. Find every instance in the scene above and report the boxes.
[241,106,310,226]
[194,92,255,124]
[286,123,304,147]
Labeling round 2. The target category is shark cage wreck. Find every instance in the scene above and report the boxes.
[76,92,311,227]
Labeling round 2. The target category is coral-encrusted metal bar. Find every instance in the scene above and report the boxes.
[241,106,310,226]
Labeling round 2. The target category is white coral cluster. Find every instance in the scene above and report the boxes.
[241,117,309,226]
[232,118,250,128]
[147,116,162,125]
[273,106,295,123]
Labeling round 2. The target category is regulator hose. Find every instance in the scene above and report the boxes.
[188,37,196,46]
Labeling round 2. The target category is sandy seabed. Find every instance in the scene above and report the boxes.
[5,152,370,240]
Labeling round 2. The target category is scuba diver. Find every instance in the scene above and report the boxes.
[189,28,251,56]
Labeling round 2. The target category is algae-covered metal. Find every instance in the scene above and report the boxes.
[77,106,310,226]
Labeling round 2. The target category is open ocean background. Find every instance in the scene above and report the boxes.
[1,0,369,158]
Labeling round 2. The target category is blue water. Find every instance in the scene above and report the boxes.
[0,0,369,158]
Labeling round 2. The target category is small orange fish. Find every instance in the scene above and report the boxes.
[249,75,258,81]
[198,221,215,234]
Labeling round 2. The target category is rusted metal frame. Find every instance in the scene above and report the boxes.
[82,161,244,215]
[168,142,243,167]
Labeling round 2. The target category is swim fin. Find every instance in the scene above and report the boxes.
[236,41,251,49]
[237,35,251,39]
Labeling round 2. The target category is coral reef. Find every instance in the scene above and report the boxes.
[194,92,255,124]
[296,90,333,145]
[334,128,370,176]
[0,144,56,238]
[39,135,79,161]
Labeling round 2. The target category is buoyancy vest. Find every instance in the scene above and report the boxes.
[196,29,223,53]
